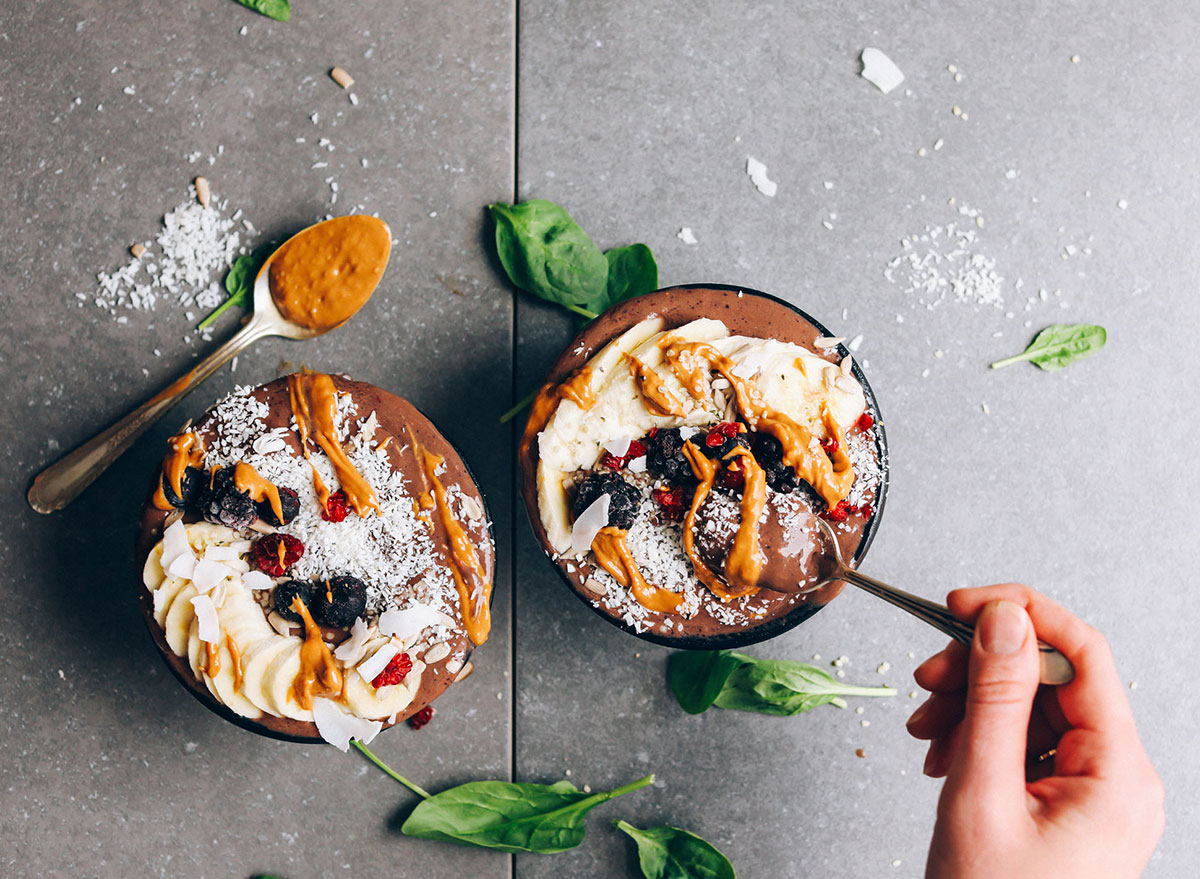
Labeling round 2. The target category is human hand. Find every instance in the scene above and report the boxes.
[906,584,1163,879]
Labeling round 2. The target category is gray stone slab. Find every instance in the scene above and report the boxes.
[514,2,1199,877]
[0,1,514,877]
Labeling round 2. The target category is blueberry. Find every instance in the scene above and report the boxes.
[160,466,204,509]
[642,428,695,485]
[313,575,368,628]
[273,579,316,623]
[573,472,641,531]
[256,486,300,527]
[750,432,800,493]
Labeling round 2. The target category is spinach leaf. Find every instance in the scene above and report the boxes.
[600,243,659,312]
[489,200,609,312]
[990,323,1107,371]
[713,659,894,716]
[616,821,736,879]
[233,0,291,21]
[401,774,655,853]
[670,650,894,716]
[198,241,278,329]
[669,649,748,714]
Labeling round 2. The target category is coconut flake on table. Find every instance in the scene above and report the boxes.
[860,48,905,94]
[356,642,399,684]
[312,697,383,751]
[191,594,220,642]
[378,603,442,640]
[677,227,698,245]
[570,493,610,556]
[745,157,778,197]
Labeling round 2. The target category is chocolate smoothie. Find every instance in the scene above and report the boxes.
[518,285,888,648]
[137,374,494,743]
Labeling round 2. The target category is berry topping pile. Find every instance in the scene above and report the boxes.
[652,486,687,521]
[573,472,641,531]
[370,652,413,688]
[642,427,695,484]
[599,439,646,471]
[251,533,305,577]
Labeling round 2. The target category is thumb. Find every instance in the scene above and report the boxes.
[944,600,1039,809]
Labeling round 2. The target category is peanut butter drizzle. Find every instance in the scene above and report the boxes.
[590,527,683,613]
[419,447,492,646]
[720,446,767,595]
[233,461,283,523]
[680,442,748,602]
[225,632,244,690]
[518,366,597,461]
[656,333,709,401]
[289,596,342,711]
[286,371,381,516]
[151,431,205,510]
[203,640,221,677]
[663,342,855,506]
[628,356,687,417]
[268,215,391,331]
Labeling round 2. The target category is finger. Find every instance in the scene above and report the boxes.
[913,641,969,693]
[923,726,964,778]
[947,584,1136,737]
[943,600,1040,811]
[906,692,965,741]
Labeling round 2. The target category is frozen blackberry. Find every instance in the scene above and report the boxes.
[272,579,316,623]
[643,428,695,485]
[160,466,204,509]
[256,485,300,527]
[751,432,800,493]
[573,472,641,530]
[313,575,368,628]
[197,467,257,530]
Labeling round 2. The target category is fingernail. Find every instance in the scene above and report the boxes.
[978,600,1028,655]
[906,700,930,730]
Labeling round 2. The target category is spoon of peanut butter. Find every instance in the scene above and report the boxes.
[692,500,1075,685]
[28,215,392,513]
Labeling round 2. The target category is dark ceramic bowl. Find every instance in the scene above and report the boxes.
[135,381,495,743]
[518,284,889,651]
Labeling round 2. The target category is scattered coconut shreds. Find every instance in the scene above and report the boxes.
[311,697,383,752]
[83,186,250,325]
[883,203,1007,310]
[860,48,905,94]
[677,227,698,245]
[330,66,355,89]
[745,157,778,197]
[570,493,611,556]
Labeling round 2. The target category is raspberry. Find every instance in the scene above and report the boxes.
[322,489,350,522]
[409,705,435,730]
[860,503,874,519]
[370,652,413,688]
[820,500,851,522]
[704,421,739,447]
[599,440,647,471]
[653,486,687,521]
[820,437,840,456]
[718,464,745,490]
[251,533,305,577]
[857,412,875,431]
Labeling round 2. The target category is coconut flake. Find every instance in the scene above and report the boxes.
[311,697,382,752]
[190,594,220,642]
[678,426,699,441]
[241,570,273,591]
[745,157,778,197]
[603,437,634,458]
[570,493,610,556]
[160,520,194,573]
[356,642,399,684]
[378,603,442,640]
[334,617,372,662]
[191,559,228,593]
[203,546,240,562]
[627,456,648,473]
[167,552,197,580]
[677,227,698,245]
[861,48,905,94]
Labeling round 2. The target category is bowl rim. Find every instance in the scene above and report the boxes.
[520,282,890,651]
[135,383,498,744]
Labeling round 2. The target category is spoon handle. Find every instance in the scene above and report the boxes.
[27,319,273,513]
[837,566,1075,686]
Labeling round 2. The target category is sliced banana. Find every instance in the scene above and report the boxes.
[238,636,296,716]
[143,544,166,591]
[206,635,263,719]
[152,575,192,627]
[163,583,200,655]
[185,618,221,700]
[263,641,314,722]
[342,670,414,720]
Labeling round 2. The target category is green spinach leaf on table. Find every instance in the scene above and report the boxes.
[616,820,736,879]
[990,323,1107,371]
[233,0,291,22]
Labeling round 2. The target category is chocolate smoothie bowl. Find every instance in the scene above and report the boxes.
[518,285,888,649]
[137,372,494,745]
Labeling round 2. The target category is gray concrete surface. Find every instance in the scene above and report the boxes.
[1,0,1197,877]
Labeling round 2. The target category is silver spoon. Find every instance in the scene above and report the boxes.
[797,516,1074,685]
[27,216,391,514]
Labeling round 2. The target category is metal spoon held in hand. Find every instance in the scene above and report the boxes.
[795,517,1074,685]
[27,216,391,514]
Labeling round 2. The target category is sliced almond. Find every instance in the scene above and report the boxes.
[194,176,211,208]
[814,336,845,348]
[583,577,606,595]
[423,642,451,664]
[130,243,146,258]
[330,66,355,89]
[840,355,854,376]
[453,660,475,683]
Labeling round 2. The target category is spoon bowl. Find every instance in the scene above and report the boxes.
[27,215,391,513]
